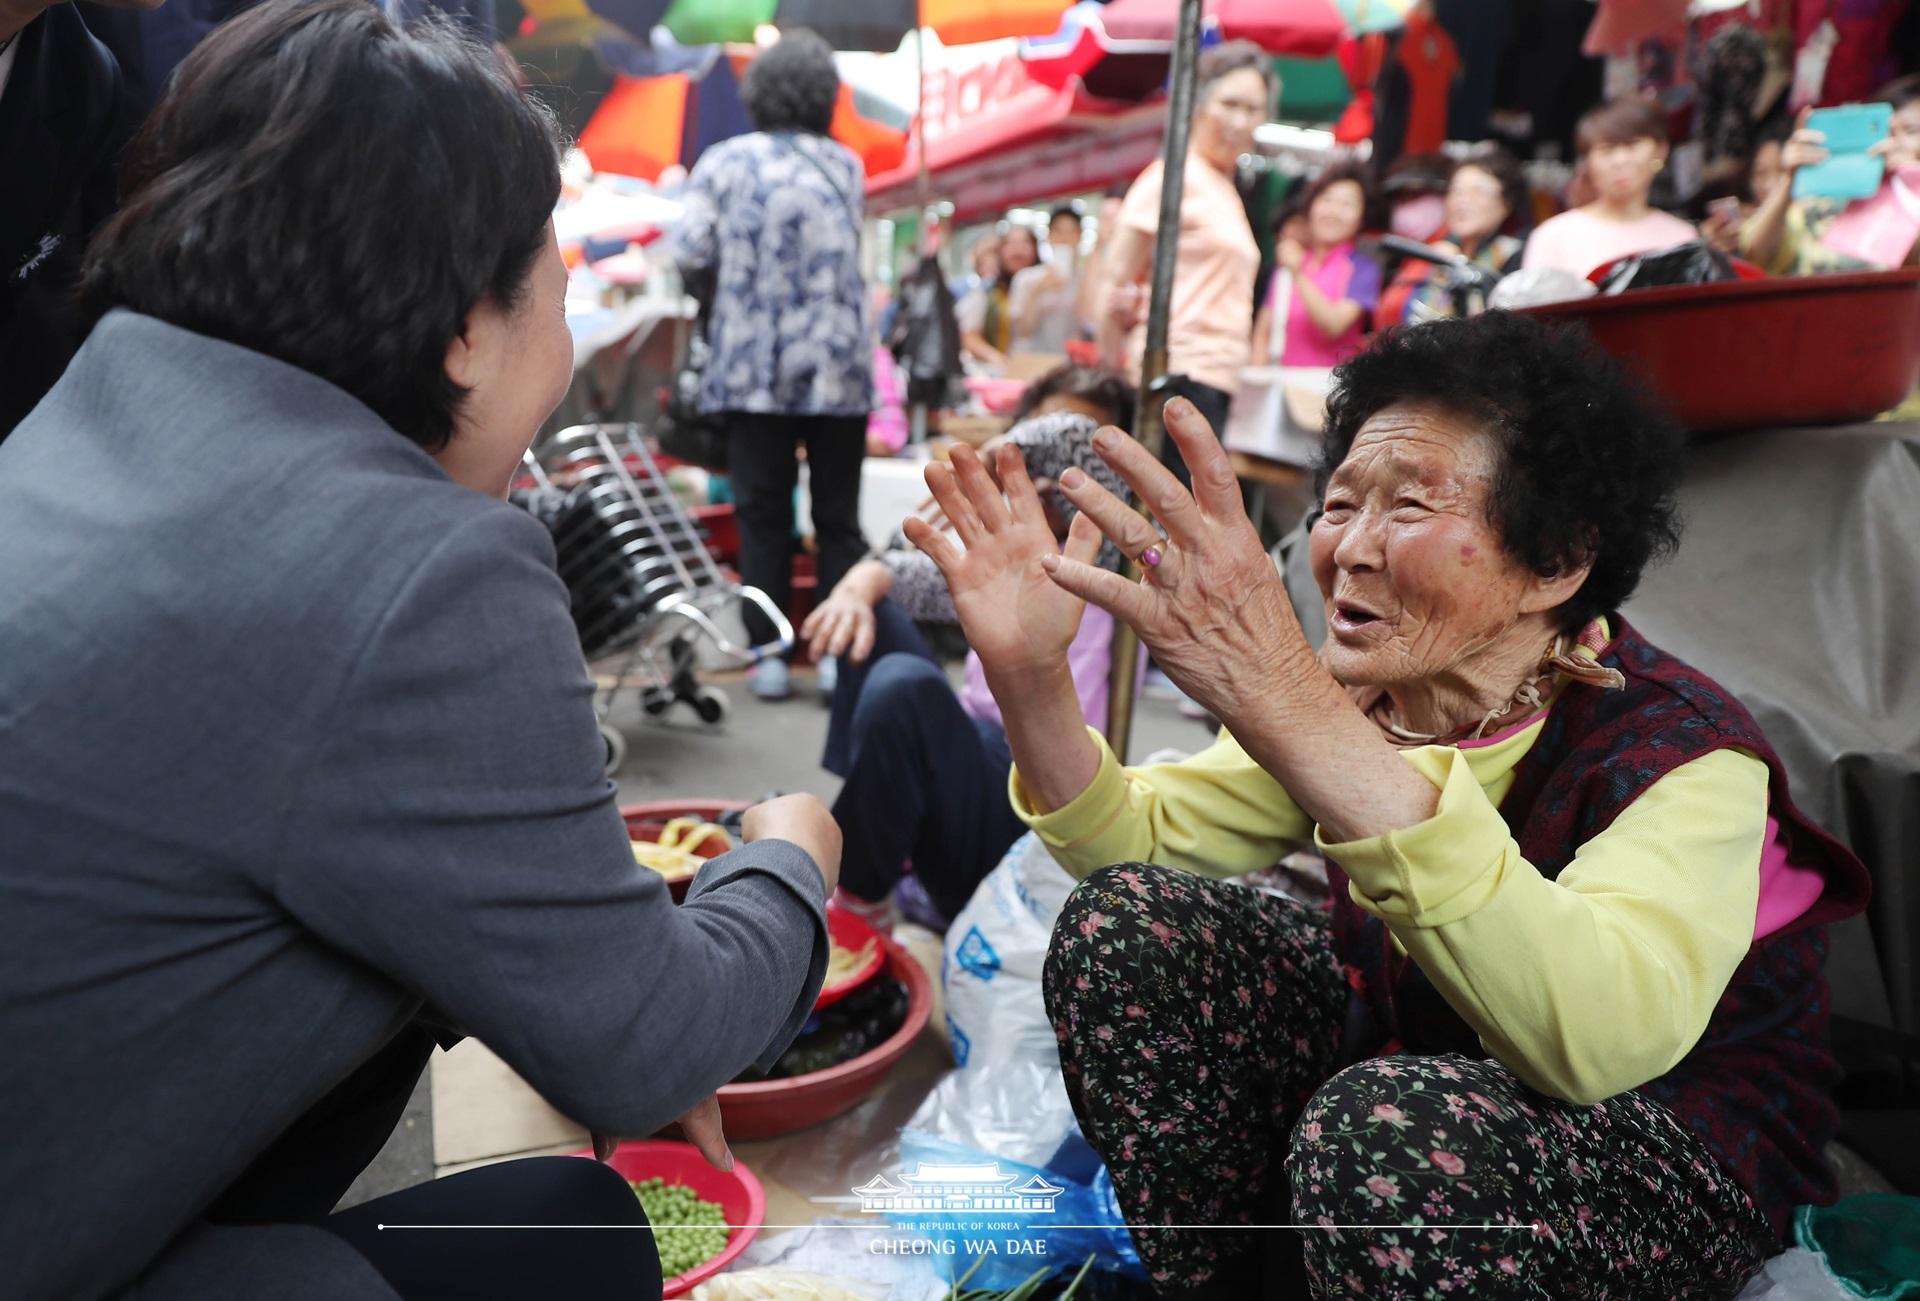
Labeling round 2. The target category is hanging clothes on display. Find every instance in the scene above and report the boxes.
[1434,0,1514,143]
[1694,23,1769,167]
[1794,0,1912,107]
[1398,7,1461,155]
[1489,0,1606,161]
[1371,6,1460,167]
[1333,33,1388,144]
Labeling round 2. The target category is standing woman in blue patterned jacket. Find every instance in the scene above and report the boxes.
[672,30,872,700]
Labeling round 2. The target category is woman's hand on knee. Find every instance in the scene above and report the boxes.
[1041,398,1311,723]
[801,560,891,662]
[801,592,877,663]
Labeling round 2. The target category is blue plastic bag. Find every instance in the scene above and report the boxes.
[884,1130,1146,1293]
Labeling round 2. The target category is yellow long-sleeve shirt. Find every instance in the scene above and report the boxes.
[1011,711,1768,1106]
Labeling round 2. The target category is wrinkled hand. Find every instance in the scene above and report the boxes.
[595,1093,733,1170]
[743,793,841,896]
[1278,238,1307,272]
[800,591,878,664]
[1038,399,1310,724]
[904,443,1100,683]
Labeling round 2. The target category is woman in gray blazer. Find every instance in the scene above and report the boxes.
[0,4,838,1299]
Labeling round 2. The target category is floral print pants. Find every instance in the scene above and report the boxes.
[1042,864,1778,1299]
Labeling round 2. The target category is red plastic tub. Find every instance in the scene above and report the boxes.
[815,906,887,1011]
[622,800,747,903]
[574,1140,765,1298]
[716,939,933,1140]
[1519,267,1920,432]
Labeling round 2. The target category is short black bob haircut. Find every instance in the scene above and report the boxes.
[1318,312,1685,633]
[80,0,561,453]
[743,29,841,135]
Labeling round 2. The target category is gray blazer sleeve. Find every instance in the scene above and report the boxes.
[268,508,826,1137]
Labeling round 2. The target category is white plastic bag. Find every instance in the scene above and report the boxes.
[908,834,1078,1166]
[1733,1248,1853,1300]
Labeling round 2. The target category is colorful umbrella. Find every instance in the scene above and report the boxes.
[1100,0,1411,57]
[656,0,1074,51]
[578,55,750,182]
[578,54,909,179]
[1019,1,1173,101]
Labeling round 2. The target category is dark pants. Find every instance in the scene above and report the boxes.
[206,1028,661,1300]
[825,600,1028,923]
[726,411,868,650]
[1044,865,1776,1299]
[1157,376,1232,488]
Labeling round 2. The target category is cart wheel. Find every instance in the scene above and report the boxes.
[599,723,628,775]
[693,687,730,726]
[641,687,673,717]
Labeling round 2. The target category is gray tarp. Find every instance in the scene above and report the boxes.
[1280,422,1920,1035]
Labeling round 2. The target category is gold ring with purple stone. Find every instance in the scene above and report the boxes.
[1139,545,1164,569]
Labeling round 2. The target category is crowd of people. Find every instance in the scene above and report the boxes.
[0,2,1908,1299]
[862,46,1920,506]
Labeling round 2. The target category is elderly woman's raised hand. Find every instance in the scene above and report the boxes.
[1040,399,1309,723]
[904,444,1103,682]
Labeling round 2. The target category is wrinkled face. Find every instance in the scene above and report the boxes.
[1585,136,1666,205]
[1445,165,1511,243]
[1309,405,1543,687]
[1194,67,1268,167]
[1308,179,1366,248]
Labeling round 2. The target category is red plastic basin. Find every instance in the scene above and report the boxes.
[622,800,747,903]
[573,1139,765,1298]
[815,905,887,1011]
[716,939,933,1140]
[1519,267,1920,432]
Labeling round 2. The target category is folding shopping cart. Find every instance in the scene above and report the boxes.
[515,422,792,773]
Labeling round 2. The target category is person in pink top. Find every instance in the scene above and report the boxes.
[1096,40,1270,484]
[802,368,1136,928]
[1523,98,1701,281]
[1249,162,1384,368]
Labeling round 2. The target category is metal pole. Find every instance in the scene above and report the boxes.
[908,18,932,448]
[1104,0,1205,759]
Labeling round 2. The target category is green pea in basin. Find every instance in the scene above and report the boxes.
[630,1176,730,1278]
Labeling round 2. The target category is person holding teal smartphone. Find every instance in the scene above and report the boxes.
[1794,103,1893,201]
[1743,75,1920,274]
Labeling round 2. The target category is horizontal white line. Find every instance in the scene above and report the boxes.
[376,1223,1537,1232]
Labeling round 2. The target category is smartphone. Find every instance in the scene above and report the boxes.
[1795,103,1891,202]
[1707,196,1744,223]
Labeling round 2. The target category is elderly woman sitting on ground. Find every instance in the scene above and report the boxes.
[908,312,1868,1299]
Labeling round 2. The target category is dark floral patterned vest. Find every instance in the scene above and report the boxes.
[1325,617,1872,1239]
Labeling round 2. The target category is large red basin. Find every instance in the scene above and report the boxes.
[1520,267,1920,432]
[715,940,933,1140]
[622,800,748,903]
